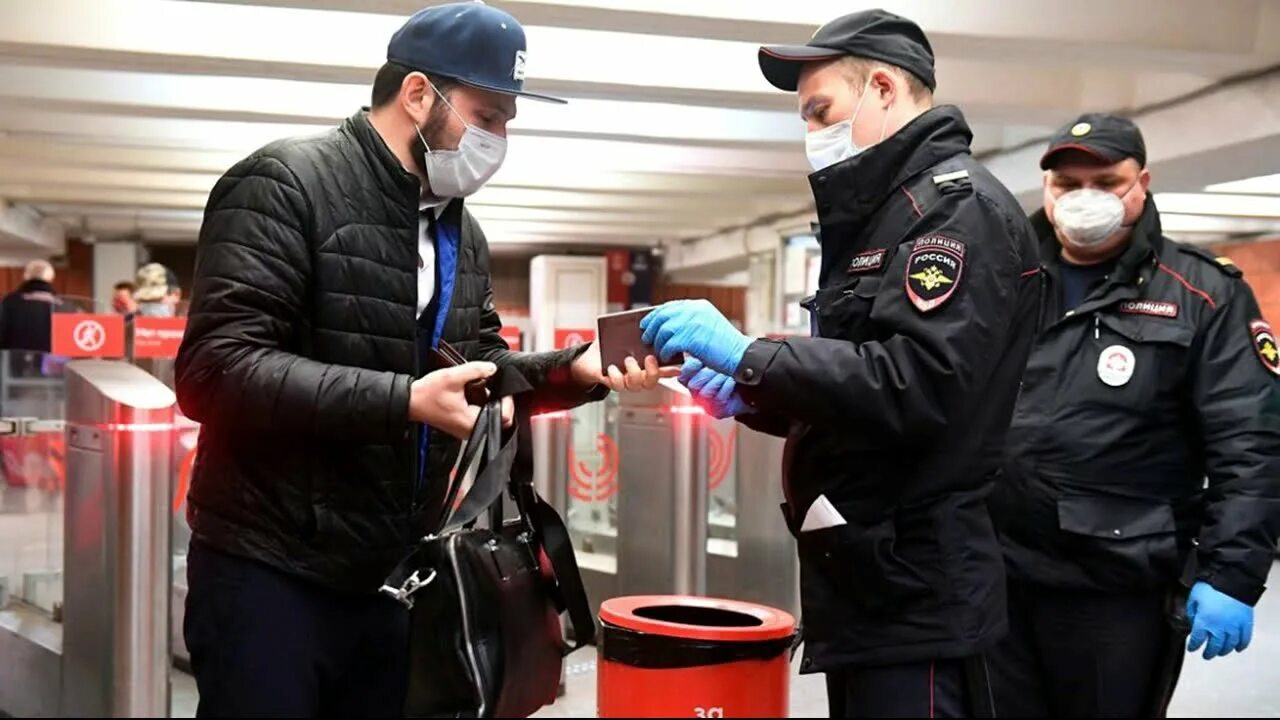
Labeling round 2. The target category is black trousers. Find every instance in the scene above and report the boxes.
[986,581,1185,718]
[184,539,411,718]
[826,656,995,718]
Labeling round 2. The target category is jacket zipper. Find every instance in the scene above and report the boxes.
[411,222,424,513]
[449,535,488,716]
[1035,263,1050,334]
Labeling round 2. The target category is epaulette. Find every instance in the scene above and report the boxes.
[1177,244,1243,278]
[901,158,973,215]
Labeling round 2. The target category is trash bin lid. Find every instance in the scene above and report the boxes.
[600,595,795,643]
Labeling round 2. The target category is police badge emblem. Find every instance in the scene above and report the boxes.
[1097,345,1136,387]
[1251,319,1280,376]
[905,235,965,313]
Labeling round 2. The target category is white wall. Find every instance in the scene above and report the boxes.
[91,240,141,311]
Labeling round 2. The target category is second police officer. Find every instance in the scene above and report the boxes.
[988,113,1280,718]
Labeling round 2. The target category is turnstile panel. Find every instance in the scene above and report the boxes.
[616,405,706,597]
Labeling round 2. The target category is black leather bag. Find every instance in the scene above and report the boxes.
[382,392,595,718]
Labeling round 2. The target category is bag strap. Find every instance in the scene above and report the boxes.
[433,365,537,532]
[487,398,505,530]
[433,401,495,531]
[531,493,597,650]
[509,397,596,650]
[379,401,508,607]
[441,400,517,534]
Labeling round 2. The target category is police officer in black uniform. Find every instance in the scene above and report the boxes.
[639,10,1042,718]
[989,113,1280,718]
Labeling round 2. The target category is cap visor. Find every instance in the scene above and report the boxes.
[457,77,567,104]
[758,45,845,91]
[1039,143,1124,170]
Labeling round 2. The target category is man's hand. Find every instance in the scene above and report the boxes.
[501,396,514,429]
[1186,581,1254,660]
[571,341,677,392]
[640,299,752,375]
[409,362,497,440]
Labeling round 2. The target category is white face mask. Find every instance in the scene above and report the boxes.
[804,81,888,173]
[136,302,175,318]
[1052,182,1138,247]
[416,84,508,199]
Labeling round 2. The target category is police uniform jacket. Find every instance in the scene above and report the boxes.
[993,197,1280,606]
[734,105,1043,669]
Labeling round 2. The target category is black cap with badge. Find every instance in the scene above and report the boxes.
[387,0,565,104]
[758,9,936,93]
[1040,113,1146,170]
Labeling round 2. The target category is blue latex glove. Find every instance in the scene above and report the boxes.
[1186,581,1254,660]
[640,299,752,375]
[678,358,754,419]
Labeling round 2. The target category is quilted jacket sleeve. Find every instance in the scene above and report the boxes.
[175,153,413,441]
[463,212,608,414]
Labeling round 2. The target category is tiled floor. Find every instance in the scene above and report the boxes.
[169,563,1280,717]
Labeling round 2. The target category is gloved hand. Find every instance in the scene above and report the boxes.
[1186,581,1254,660]
[679,358,754,419]
[640,299,752,375]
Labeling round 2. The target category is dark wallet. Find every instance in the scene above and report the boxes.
[429,339,490,406]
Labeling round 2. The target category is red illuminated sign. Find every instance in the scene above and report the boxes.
[51,314,125,358]
[554,327,595,350]
[133,316,187,358]
[569,433,619,502]
[708,425,737,490]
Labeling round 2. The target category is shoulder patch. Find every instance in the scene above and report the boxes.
[1177,244,1243,278]
[905,235,965,313]
[1251,320,1280,377]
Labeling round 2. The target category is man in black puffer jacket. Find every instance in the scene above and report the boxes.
[175,4,666,717]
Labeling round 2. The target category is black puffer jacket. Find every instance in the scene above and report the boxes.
[176,110,602,593]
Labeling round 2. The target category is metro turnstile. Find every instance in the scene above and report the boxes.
[543,382,799,624]
[62,360,175,718]
[615,383,708,597]
[705,425,798,617]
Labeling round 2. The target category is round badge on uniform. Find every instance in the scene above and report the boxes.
[1097,345,1136,387]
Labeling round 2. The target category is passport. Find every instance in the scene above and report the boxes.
[596,308,684,371]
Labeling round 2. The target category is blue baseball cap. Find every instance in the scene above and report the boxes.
[387,1,566,104]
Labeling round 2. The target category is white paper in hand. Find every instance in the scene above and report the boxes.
[800,494,848,532]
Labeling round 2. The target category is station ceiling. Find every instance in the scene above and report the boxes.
[0,0,1277,254]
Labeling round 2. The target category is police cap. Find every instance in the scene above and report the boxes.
[758,9,936,93]
[1040,113,1147,170]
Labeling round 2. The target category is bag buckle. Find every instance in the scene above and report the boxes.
[379,569,437,609]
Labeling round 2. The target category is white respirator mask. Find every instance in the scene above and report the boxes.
[805,80,889,173]
[1052,180,1140,247]
[416,83,508,198]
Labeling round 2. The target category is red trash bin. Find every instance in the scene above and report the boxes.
[597,595,797,718]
